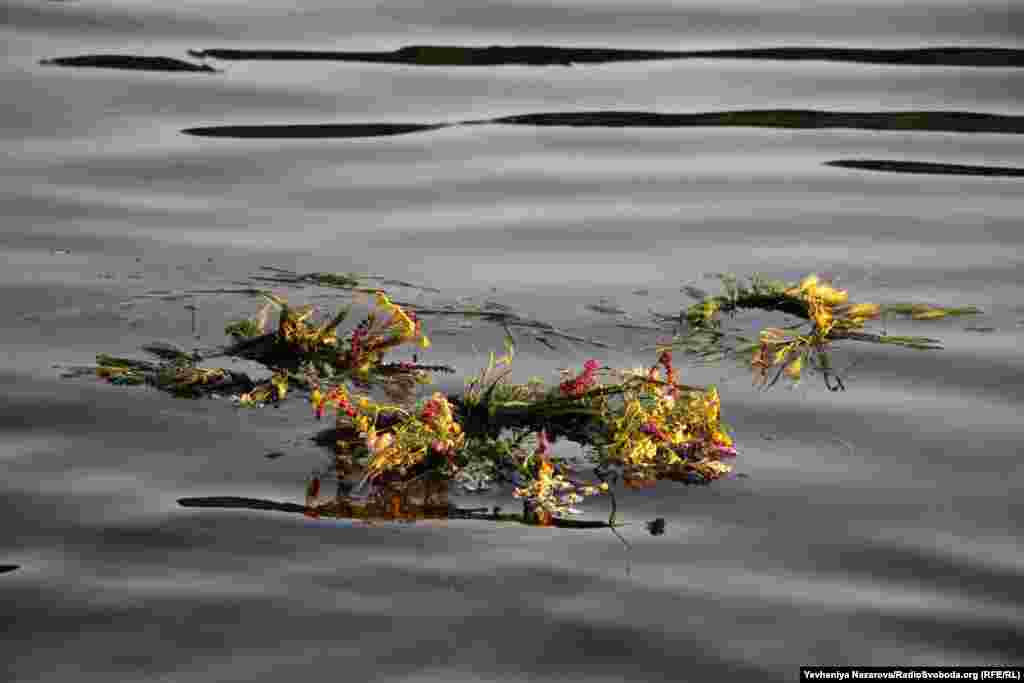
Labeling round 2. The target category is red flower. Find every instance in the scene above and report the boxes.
[559,359,601,397]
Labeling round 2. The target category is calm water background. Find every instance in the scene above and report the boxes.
[2,1,1023,680]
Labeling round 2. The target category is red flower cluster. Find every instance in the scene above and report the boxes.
[344,320,370,368]
[420,394,443,422]
[657,349,678,398]
[559,359,601,397]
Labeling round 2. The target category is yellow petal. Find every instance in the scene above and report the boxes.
[817,287,849,306]
[799,274,819,290]
[786,274,819,296]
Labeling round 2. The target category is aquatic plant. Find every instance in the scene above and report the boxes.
[68,271,974,529]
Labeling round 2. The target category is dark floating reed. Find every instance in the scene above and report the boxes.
[182,123,443,139]
[485,110,1024,134]
[39,55,218,72]
[826,160,1024,177]
[181,110,1024,139]
[186,45,1024,68]
[188,45,675,66]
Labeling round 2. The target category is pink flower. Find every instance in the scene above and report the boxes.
[535,429,551,458]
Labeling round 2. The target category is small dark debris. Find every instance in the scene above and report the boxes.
[645,518,666,536]
[264,452,286,459]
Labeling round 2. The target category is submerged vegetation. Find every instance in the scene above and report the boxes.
[65,271,977,531]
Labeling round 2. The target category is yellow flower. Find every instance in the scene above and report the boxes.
[809,301,834,332]
[353,414,373,434]
[815,285,849,306]
[271,371,289,400]
[784,356,803,380]
[712,430,733,447]
[705,387,720,423]
[626,438,658,465]
[365,429,394,455]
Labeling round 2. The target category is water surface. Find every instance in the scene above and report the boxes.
[2,0,1023,680]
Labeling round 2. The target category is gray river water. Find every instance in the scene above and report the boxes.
[2,1,1023,680]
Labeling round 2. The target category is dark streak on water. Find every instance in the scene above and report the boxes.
[178,496,308,513]
[181,110,1024,138]
[39,55,218,72]
[487,110,1024,134]
[0,564,20,574]
[182,123,443,138]
[188,45,1024,67]
[827,159,1024,176]
[178,497,618,529]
